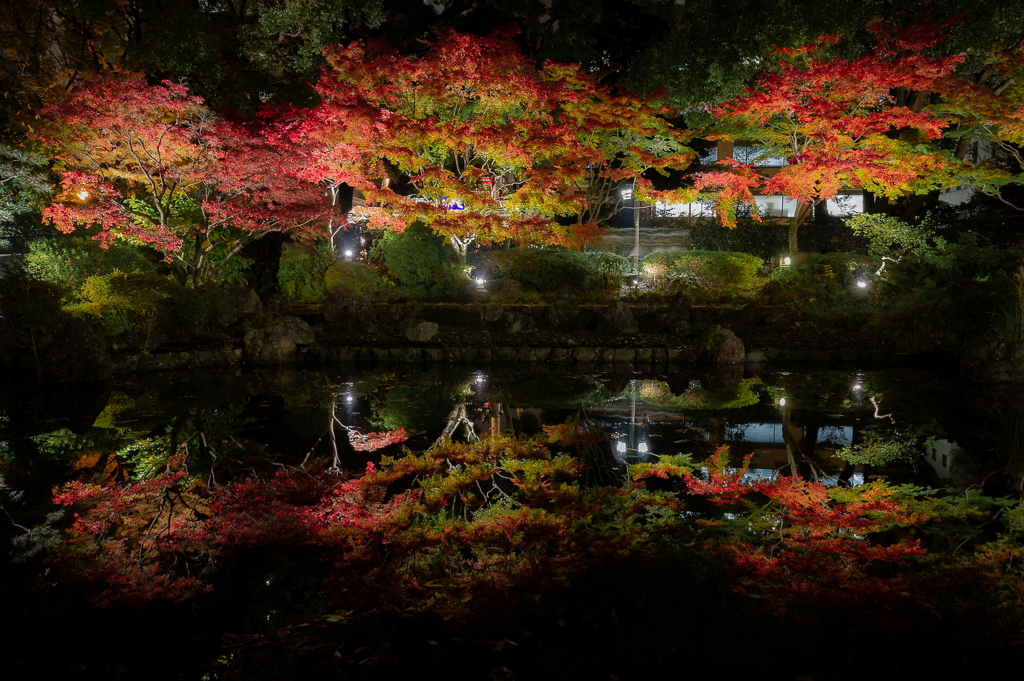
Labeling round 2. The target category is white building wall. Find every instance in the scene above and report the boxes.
[655,192,865,219]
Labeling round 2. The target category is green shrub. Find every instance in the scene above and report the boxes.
[277,242,334,303]
[484,248,594,294]
[771,252,877,290]
[429,261,476,302]
[372,222,448,288]
[323,260,381,296]
[68,273,179,336]
[641,250,763,298]
[23,235,155,298]
[576,251,633,291]
[675,216,870,263]
[769,253,879,329]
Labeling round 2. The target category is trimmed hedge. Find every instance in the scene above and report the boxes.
[485,249,593,294]
[482,249,632,295]
[660,216,870,264]
[642,249,764,298]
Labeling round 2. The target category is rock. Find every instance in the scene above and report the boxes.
[614,348,636,362]
[279,316,315,345]
[244,316,314,364]
[42,317,113,381]
[263,294,292,317]
[572,347,595,363]
[702,324,745,364]
[670,318,692,338]
[245,328,294,364]
[666,291,692,320]
[503,311,535,334]
[481,305,505,324]
[962,338,1024,383]
[547,295,580,328]
[220,285,263,327]
[491,279,522,302]
[322,287,378,334]
[689,309,713,335]
[600,302,638,334]
[404,320,439,342]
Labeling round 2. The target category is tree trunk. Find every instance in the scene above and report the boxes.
[788,202,814,254]
[450,235,472,265]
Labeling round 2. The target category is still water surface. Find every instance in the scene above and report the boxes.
[2,362,1015,493]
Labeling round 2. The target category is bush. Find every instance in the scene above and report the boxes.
[641,250,764,298]
[576,251,633,291]
[277,242,334,303]
[673,216,870,263]
[323,260,381,296]
[68,273,179,336]
[429,261,476,302]
[372,222,449,288]
[23,235,155,298]
[484,248,594,294]
[768,253,879,329]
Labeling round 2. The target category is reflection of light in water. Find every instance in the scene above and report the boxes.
[706,467,864,487]
[853,384,862,390]
[345,395,353,403]
[475,374,485,384]
[616,442,626,453]
[638,442,648,453]
[779,397,786,406]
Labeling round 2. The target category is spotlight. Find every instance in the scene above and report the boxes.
[857,280,867,288]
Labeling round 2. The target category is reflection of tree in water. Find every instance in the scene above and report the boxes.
[163,404,261,484]
[366,376,470,434]
[435,400,479,447]
[639,376,761,410]
[302,394,408,473]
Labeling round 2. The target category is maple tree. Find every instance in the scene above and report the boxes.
[31,76,328,286]
[933,38,1024,211]
[290,28,696,261]
[704,19,1014,253]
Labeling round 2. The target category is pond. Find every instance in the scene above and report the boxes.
[2,361,1023,679]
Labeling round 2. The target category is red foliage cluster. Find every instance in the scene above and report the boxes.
[346,427,408,452]
[685,446,930,618]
